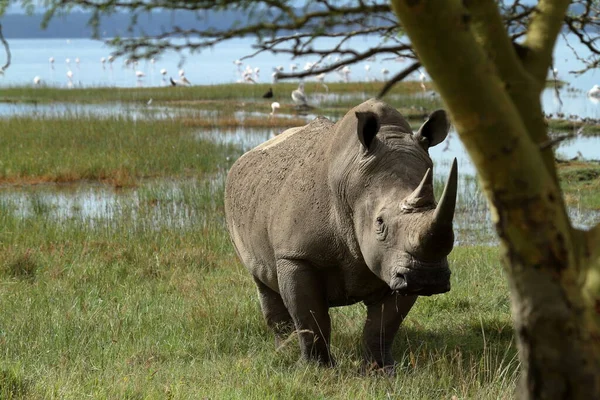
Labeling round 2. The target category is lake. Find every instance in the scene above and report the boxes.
[2,34,600,118]
[0,36,596,88]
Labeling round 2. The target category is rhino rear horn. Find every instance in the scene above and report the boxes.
[403,168,435,210]
[356,111,380,150]
[433,158,458,226]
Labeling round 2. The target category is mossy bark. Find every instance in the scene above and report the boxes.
[390,0,600,398]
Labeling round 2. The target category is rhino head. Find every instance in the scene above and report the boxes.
[333,100,457,296]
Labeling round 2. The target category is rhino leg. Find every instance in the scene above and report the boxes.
[362,293,417,372]
[253,276,295,347]
[276,259,333,366]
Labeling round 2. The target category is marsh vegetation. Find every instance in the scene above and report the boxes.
[0,83,598,399]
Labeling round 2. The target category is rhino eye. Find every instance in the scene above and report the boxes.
[375,217,386,235]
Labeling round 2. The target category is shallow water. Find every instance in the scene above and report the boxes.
[0,102,213,120]
[0,164,597,246]
[0,174,227,231]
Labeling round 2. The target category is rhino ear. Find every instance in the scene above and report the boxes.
[415,109,450,148]
[356,111,380,151]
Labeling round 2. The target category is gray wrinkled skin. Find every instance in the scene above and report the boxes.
[225,98,456,370]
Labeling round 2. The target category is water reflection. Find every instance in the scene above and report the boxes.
[0,102,211,120]
[542,87,600,119]
[0,173,228,231]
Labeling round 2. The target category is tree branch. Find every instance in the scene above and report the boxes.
[523,0,572,88]
[0,23,11,74]
[467,0,558,183]
[377,61,420,98]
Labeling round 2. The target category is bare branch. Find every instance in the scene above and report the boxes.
[0,24,11,74]
[377,61,420,99]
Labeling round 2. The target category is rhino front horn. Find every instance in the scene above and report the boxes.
[433,158,458,226]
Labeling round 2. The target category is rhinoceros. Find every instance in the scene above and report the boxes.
[224,98,457,370]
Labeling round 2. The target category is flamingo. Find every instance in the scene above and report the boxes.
[66,70,74,88]
[588,85,600,98]
[419,70,427,91]
[270,101,280,117]
[340,66,351,83]
[315,73,329,92]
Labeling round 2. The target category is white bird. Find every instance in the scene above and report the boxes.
[271,71,279,84]
[49,57,55,71]
[180,75,192,85]
[135,70,145,87]
[66,70,74,88]
[291,82,308,108]
[419,70,427,91]
[365,64,371,81]
[100,57,106,68]
[160,68,167,76]
[270,101,280,116]
[33,76,42,85]
[290,63,298,72]
[170,76,191,86]
[315,73,329,92]
[341,66,351,83]
[588,84,600,98]
[303,62,315,72]
[178,69,185,77]
[107,55,115,71]
[65,58,71,65]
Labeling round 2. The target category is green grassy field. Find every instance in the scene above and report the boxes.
[0,180,516,399]
[0,83,597,399]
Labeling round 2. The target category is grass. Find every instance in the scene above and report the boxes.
[558,160,600,209]
[0,81,444,125]
[548,118,600,136]
[0,176,517,399]
[0,81,429,104]
[0,115,240,186]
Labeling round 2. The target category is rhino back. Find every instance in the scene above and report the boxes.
[225,117,339,285]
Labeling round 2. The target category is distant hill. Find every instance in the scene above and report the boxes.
[0,11,246,39]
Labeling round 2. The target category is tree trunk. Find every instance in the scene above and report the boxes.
[390,0,600,398]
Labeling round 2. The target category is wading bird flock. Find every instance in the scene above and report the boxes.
[33,51,438,116]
